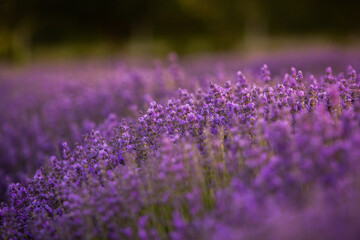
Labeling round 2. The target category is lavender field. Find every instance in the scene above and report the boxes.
[1,50,360,239]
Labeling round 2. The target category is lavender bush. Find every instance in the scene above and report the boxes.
[1,56,360,239]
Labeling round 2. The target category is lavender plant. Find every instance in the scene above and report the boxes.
[1,60,360,239]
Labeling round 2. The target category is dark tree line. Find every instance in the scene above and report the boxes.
[0,0,359,58]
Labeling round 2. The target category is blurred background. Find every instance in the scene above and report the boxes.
[0,0,360,62]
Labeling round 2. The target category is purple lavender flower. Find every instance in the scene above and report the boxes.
[1,59,360,240]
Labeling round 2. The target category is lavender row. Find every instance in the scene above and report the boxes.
[1,65,360,239]
[0,56,191,200]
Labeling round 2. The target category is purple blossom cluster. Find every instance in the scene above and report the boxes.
[1,60,360,239]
